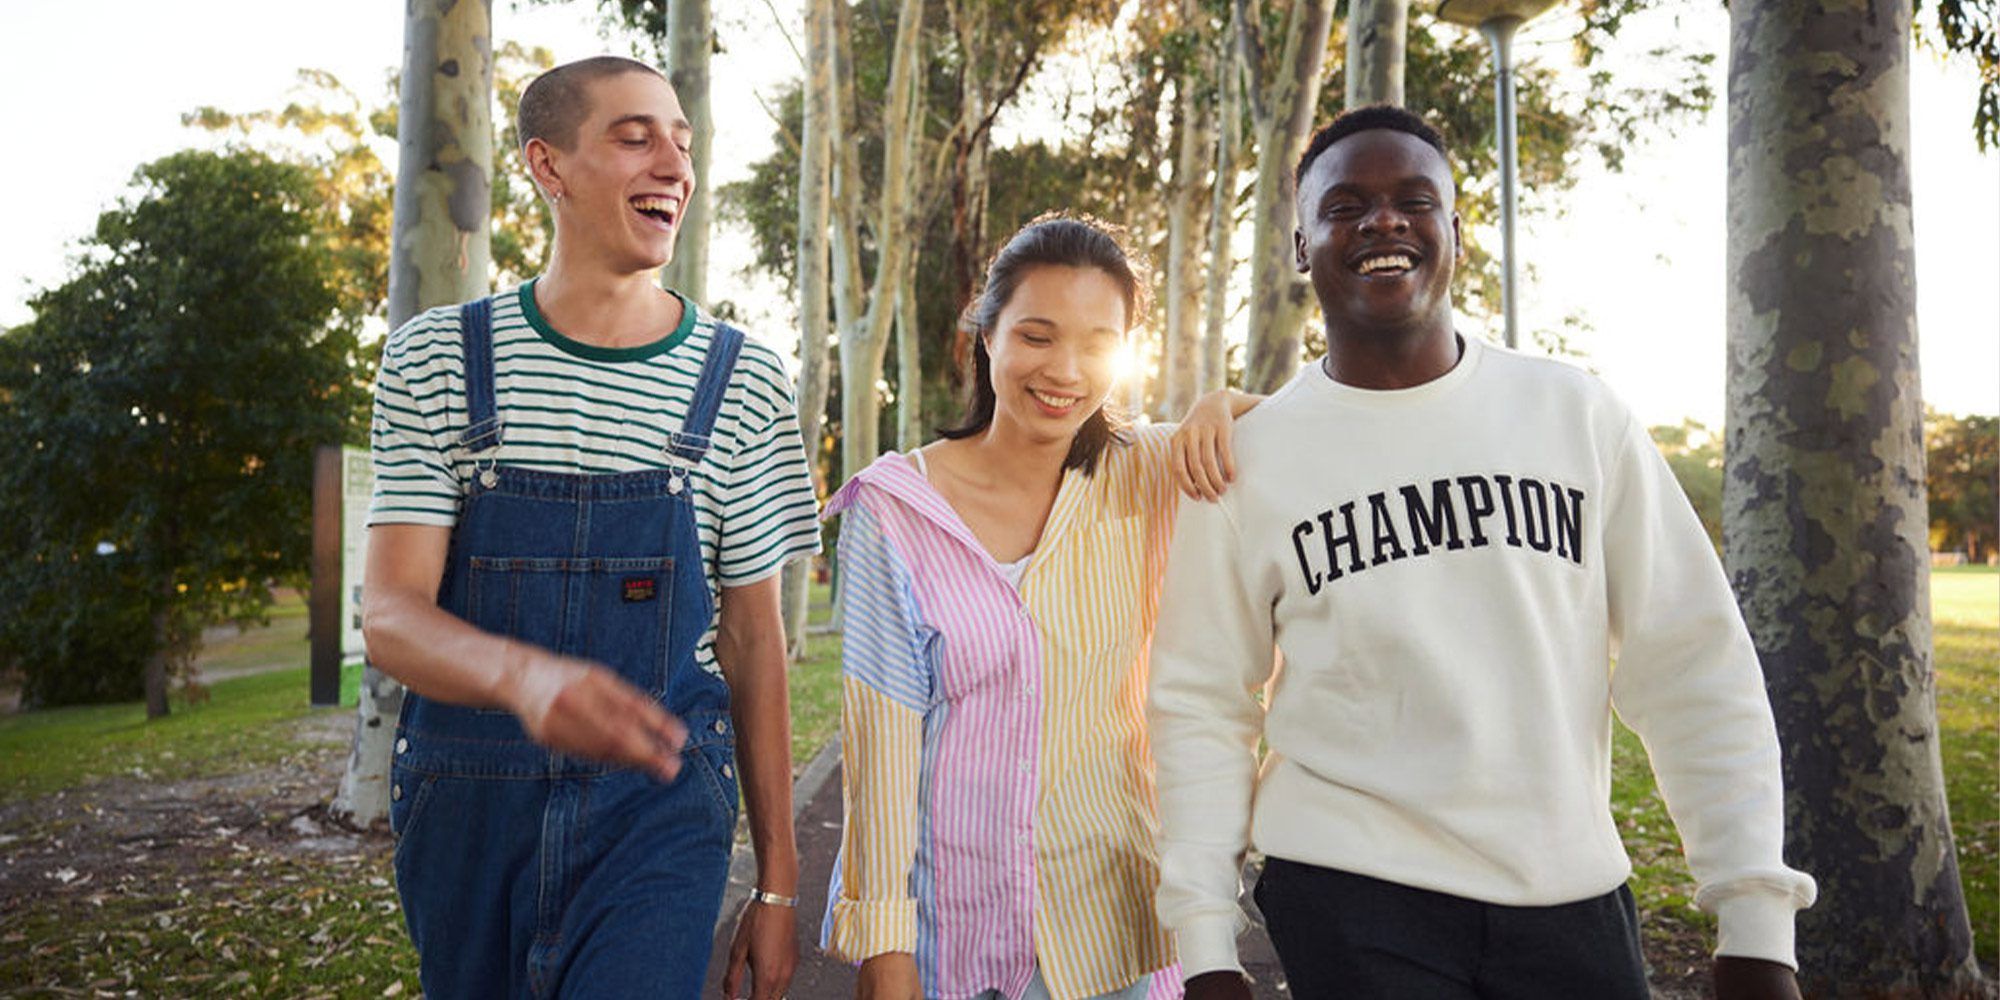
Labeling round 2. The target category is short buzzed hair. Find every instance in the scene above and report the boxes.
[518,56,666,152]
[1295,105,1451,185]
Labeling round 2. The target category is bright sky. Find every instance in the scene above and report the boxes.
[3,0,1994,426]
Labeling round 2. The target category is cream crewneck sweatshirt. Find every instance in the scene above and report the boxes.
[1149,336,1816,979]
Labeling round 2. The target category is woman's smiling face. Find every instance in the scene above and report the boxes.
[983,264,1130,446]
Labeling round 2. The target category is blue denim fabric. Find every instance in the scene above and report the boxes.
[387,300,746,999]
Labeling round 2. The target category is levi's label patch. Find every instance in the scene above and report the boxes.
[622,576,657,603]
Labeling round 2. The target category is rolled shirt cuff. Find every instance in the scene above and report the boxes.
[1173,915,1247,982]
[824,896,919,963]
[1712,889,1804,969]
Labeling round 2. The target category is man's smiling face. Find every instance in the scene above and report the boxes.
[1294,128,1462,336]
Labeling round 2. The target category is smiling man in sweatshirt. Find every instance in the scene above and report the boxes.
[1147,105,1816,1000]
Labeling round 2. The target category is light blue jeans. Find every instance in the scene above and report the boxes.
[967,967,1155,1000]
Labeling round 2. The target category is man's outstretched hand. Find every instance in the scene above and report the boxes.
[1713,956,1802,1000]
[1185,970,1254,1000]
[502,651,686,781]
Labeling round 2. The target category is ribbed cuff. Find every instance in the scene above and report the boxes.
[1713,891,1800,969]
[825,897,919,962]
[1173,916,1245,981]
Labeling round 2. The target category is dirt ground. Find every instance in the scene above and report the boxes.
[0,711,418,996]
[0,705,1736,998]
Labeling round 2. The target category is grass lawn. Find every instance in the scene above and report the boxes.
[1,571,1989,993]
[0,600,361,801]
[1612,564,1999,971]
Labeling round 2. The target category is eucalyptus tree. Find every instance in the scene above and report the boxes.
[337,0,493,828]
[1725,0,1982,989]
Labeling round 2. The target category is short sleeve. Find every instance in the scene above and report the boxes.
[367,312,464,528]
[715,344,822,586]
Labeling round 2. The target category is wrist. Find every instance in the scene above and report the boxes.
[494,642,575,723]
[749,887,798,908]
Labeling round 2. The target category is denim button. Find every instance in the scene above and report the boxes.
[392,783,403,801]
[395,738,409,754]
[719,763,733,778]
[712,720,726,735]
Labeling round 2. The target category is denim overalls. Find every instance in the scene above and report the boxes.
[389,297,742,999]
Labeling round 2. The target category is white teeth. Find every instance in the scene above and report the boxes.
[1358,254,1415,274]
[631,195,681,216]
[1030,389,1078,410]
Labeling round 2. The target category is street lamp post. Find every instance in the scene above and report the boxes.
[1435,0,1559,349]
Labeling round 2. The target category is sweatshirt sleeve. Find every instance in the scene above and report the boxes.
[823,500,932,961]
[1601,413,1817,968]
[1148,492,1277,979]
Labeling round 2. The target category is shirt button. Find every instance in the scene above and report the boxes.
[395,738,408,754]
[391,784,403,801]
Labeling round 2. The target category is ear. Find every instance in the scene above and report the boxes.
[1294,228,1310,275]
[1451,213,1464,260]
[524,137,564,201]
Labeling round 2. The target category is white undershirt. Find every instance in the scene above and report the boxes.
[911,448,1032,587]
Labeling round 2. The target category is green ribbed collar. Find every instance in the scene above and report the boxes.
[517,278,696,362]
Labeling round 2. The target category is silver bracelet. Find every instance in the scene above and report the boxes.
[748,888,798,908]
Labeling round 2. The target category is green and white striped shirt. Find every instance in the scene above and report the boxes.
[367,279,820,676]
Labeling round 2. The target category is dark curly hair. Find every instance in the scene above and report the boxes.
[937,213,1149,476]
[1295,104,1451,186]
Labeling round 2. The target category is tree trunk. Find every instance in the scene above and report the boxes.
[1343,0,1407,108]
[1203,28,1243,394]
[828,0,867,350]
[1724,0,1981,991]
[384,0,494,331]
[895,251,923,451]
[1243,0,1333,393]
[1163,0,1217,419]
[838,0,925,479]
[659,0,712,302]
[143,605,171,719]
[338,0,493,829]
[784,0,837,663]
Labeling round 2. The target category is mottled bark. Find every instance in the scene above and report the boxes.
[1163,0,1217,419]
[838,0,925,478]
[1243,0,1332,392]
[1203,29,1242,394]
[384,0,493,330]
[1343,0,1407,108]
[1724,0,1981,992]
[339,0,493,828]
[658,0,712,302]
[784,0,837,662]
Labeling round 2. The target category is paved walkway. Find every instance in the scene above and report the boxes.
[706,738,1290,998]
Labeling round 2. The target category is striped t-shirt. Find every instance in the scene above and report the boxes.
[367,279,821,676]
[821,430,1184,1000]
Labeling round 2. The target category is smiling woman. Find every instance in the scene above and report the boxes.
[817,213,1264,1000]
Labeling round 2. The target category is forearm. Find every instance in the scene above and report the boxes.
[1149,497,1273,976]
[362,585,548,714]
[718,589,800,895]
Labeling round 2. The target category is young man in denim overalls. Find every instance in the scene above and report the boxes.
[363,57,819,999]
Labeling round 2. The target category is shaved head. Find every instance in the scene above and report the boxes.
[518,56,667,152]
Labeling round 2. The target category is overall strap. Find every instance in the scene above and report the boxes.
[456,296,504,456]
[665,322,745,465]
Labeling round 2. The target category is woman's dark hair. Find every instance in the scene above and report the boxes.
[937,212,1149,476]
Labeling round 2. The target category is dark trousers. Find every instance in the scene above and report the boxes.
[1253,857,1649,1000]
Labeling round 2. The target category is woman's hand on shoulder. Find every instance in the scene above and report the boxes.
[856,952,922,1000]
[1170,389,1264,502]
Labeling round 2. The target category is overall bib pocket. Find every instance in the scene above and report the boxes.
[465,555,675,699]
